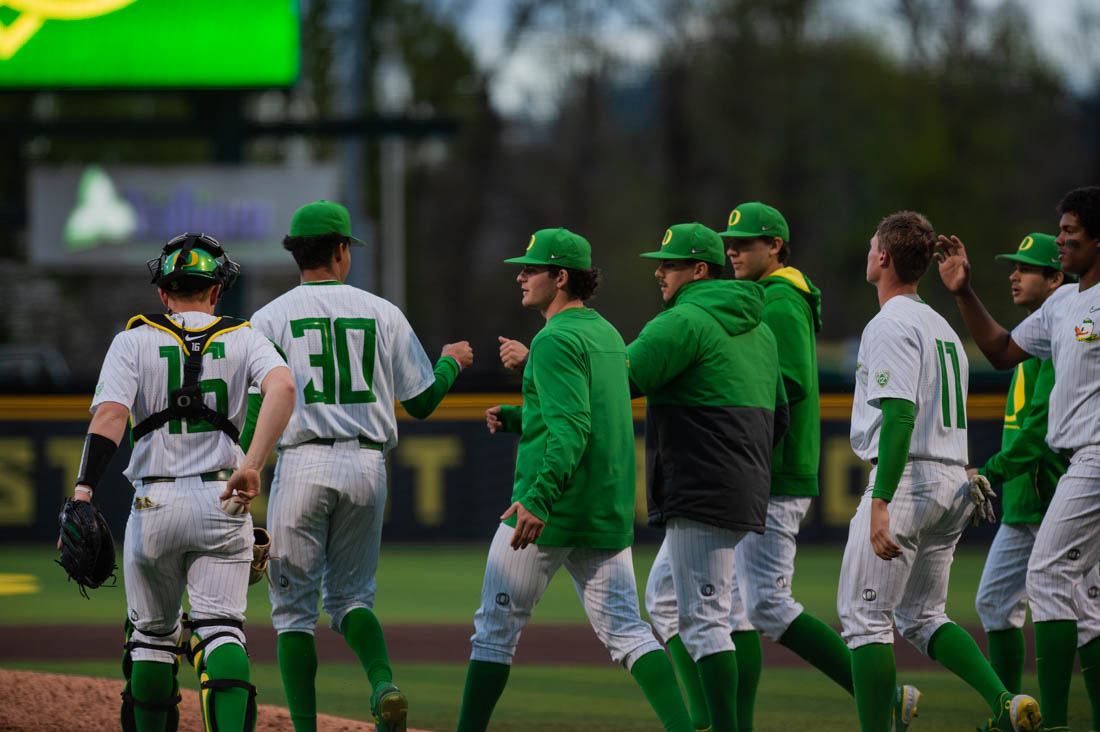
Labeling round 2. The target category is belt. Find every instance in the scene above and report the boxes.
[141,469,234,484]
[302,436,383,451]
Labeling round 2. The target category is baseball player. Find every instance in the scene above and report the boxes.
[629,223,788,732]
[840,211,1040,732]
[938,186,1100,732]
[248,200,473,732]
[457,228,693,732]
[74,233,294,731]
[972,232,1074,693]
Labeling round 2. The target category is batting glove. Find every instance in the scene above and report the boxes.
[968,474,997,526]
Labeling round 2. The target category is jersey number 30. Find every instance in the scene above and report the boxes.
[935,339,966,429]
[290,317,378,405]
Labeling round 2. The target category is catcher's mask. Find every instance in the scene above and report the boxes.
[147,233,241,295]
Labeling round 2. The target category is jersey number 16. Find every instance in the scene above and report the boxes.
[290,317,378,405]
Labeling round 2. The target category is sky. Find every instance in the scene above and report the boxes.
[447,0,1095,118]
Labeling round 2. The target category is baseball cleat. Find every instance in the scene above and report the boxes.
[371,682,408,732]
[986,692,1040,732]
[891,683,921,731]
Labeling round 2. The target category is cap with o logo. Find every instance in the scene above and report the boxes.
[718,201,790,242]
[639,223,725,265]
[994,233,1061,271]
[504,228,591,269]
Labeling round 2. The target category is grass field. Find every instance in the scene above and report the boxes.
[1,544,1094,731]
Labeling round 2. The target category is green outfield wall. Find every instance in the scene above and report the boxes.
[0,393,1008,544]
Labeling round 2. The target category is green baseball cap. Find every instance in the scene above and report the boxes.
[504,228,592,269]
[289,200,365,246]
[995,233,1061,270]
[718,201,790,242]
[640,223,725,265]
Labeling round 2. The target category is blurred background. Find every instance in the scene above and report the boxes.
[1,0,1098,542]
[1,0,1098,392]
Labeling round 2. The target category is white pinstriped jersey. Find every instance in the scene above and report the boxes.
[850,294,969,464]
[1012,282,1100,451]
[249,282,435,451]
[91,311,286,482]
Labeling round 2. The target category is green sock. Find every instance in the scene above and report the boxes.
[278,631,318,732]
[697,651,738,732]
[341,608,393,691]
[852,643,895,732]
[203,643,252,732]
[457,660,510,732]
[629,649,694,732]
[1034,620,1077,728]
[131,660,174,731]
[665,635,710,730]
[779,612,855,695]
[731,629,762,731]
[986,628,1025,694]
[1079,635,1100,732]
[928,622,1007,713]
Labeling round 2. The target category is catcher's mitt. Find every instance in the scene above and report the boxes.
[250,527,271,586]
[56,498,117,598]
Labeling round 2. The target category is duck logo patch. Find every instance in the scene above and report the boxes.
[1075,317,1098,342]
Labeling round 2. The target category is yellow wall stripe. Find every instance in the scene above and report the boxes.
[0,393,1008,422]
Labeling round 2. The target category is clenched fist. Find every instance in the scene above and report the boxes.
[442,341,474,369]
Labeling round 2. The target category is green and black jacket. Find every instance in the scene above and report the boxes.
[627,279,789,534]
[980,356,1067,524]
[760,267,822,497]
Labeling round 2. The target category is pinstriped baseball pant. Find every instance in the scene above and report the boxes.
[1027,445,1100,642]
[471,523,662,670]
[838,460,971,655]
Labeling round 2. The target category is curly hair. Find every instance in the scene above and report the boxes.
[283,233,348,271]
[548,265,602,302]
[1057,186,1100,241]
[876,211,936,284]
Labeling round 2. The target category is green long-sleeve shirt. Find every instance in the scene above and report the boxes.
[497,307,636,549]
[980,357,1066,524]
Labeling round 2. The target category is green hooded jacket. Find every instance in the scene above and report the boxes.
[759,267,822,496]
[627,279,789,534]
[496,307,636,549]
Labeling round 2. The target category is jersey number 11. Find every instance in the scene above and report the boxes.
[935,339,966,430]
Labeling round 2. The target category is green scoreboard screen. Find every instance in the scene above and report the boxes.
[0,0,299,87]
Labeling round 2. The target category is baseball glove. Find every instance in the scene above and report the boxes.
[56,498,117,598]
[968,474,998,527]
[250,527,271,586]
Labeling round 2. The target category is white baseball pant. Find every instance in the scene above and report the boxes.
[125,476,251,663]
[1027,445,1100,640]
[267,441,387,635]
[838,460,971,655]
[471,523,662,670]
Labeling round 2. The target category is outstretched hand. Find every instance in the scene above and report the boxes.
[935,235,973,295]
[501,501,544,550]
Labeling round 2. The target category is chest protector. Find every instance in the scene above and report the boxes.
[127,313,249,443]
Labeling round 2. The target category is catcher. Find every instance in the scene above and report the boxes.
[59,233,294,732]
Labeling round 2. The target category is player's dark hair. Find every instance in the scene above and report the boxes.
[161,280,219,300]
[876,211,936,284]
[283,233,348,271]
[549,265,602,301]
[1057,186,1100,241]
[778,241,790,265]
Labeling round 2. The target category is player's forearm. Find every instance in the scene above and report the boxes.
[983,363,1057,483]
[76,402,129,493]
[871,398,915,502]
[953,288,1018,369]
[242,367,294,471]
[401,356,461,419]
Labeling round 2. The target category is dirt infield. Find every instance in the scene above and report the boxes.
[0,622,1014,669]
[0,669,419,731]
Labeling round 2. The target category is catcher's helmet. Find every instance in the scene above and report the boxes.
[147,233,241,293]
